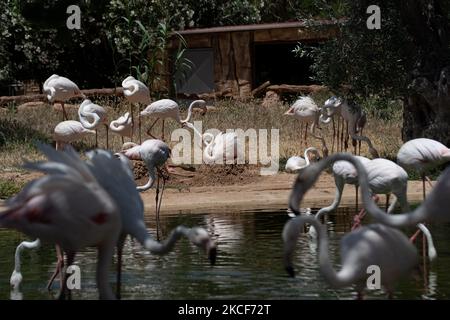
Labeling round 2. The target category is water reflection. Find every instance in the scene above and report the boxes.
[0,207,449,299]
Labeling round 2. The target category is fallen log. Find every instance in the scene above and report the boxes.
[265,84,326,94]
[0,87,125,106]
[251,81,271,97]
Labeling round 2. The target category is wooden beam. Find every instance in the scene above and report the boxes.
[0,88,125,106]
[266,84,326,94]
[251,81,271,97]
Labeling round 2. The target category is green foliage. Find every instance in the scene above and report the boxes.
[0,179,24,199]
[294,0,450,104]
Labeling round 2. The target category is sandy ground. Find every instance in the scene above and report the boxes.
[140,171,426,215]
[0,165,427,215]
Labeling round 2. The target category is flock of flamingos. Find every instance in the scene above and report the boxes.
[1,74,450,300]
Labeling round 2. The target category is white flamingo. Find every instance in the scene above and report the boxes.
[0,149,121,300]
[284,96,328,157]
[10,146,216,299]
[78,99,109,148]
[10,239,41,291]
[290,153,450,231]
[53,120,95,150]
[397,138,450,199]
[283,216,419,298]
[320,97,377,158]
[44,74,85,121]
[309,157,437,261]
[140,99,207,141]
[109,112,133,144]
[122,76,151,143]
[285,147,320,173]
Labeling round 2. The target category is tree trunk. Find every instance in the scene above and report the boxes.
[401,0,450,146]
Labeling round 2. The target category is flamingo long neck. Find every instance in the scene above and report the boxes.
[11,239,41,283]
[286,216,354,288]
[79,107,100,129]
[137,165,156,192]
[182,100,204,123]
[289,154,427,228]
[315,177,344,219]
[309,123,329,157]
[347,117,379,158]
[143,226,189,254]
[417,223,437,261]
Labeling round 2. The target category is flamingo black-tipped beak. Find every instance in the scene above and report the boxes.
[207,242,217,265]
[285,266,295,278]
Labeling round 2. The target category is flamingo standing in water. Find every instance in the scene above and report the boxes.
[78,99,109,149]
[121,139,171,239]
[140,99,207,141]
[109,112,133,144]
[320,97,376,157]
[290,153,450,234]
[284,97,329,157]
[53,120,95,150]
[283,216,419,298]
[8,145,216,299]
[285,147,320,173]
[44,74,85,121]
[122,76,151,143]
[285,154,422,298]
[0,149,121,300]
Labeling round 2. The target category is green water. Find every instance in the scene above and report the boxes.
[1,207,450,300]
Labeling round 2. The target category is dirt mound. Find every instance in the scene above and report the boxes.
[132,160,261,189]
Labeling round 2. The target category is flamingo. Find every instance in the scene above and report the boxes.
[0,150,121,300]
[284,96,328,157]
[184,123,242,165]
[78,99,109,149]
[12,145,216,298]
[397,138,450,199]
[320,97,377,158]
[290,153,450,230]
[10,239,41,291]
[121,139,171,239]
[285,147,320,173]
[122,76,151,143]
[140,99,207,141]
[53,120,95,150]
[109,112,133,144]
[309,157,437,261]
[43,74,85,121]
[283,216,419,298]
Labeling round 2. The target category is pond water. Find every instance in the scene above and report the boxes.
[1,207,450,300]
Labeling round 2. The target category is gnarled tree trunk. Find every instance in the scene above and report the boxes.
[401,0,450,146]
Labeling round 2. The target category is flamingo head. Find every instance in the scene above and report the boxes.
[187,227,217,265]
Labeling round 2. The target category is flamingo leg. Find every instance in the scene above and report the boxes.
[425,175,433,188]
[161,119,165,142]
[104,124,109,150]
[58,251,75,300]
[358,128,363,155]
[61,102,68,121]
[121,136,124,145]
[130,104,134,142]
[138,105,142,144]
[95,129,98,148]
[385,194,390,212]
[331,117,336,153]
[421,173,426,200]
[116,241,123,300]
[410,229,421,242]
[304,123,308,146]
[299,122,304,151]
[355,185,359,213]
[155,175,161,241]
[146,118,160,139]
[47,245,64,291]
[344,121,349,151]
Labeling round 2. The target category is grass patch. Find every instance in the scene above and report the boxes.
[0,178,24,199]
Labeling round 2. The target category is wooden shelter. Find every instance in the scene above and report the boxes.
[168,20,339,99]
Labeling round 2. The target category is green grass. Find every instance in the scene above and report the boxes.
[0,179,24,199]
